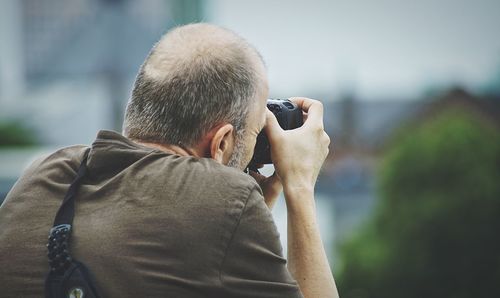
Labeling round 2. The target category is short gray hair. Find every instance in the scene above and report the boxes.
[123,23,264,147]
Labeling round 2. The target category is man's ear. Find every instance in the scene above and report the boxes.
[209,123,235,164]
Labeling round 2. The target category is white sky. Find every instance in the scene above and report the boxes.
[206,0,500,100]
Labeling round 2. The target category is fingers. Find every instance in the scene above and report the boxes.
[249,169,280,187]
[267,171,282,186]
[289,97,324,129]
[249,170,265,183]
[249,169,283,209]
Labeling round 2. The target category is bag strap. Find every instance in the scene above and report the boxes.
[53,148,90,227]
[47,148,90,274]
[46,148,101,298]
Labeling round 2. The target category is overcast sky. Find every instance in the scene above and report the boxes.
[207,0,500,100]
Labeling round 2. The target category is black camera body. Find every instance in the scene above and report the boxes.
[248,99,303,170]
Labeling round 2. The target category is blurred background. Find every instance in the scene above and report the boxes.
[1,0,499,297]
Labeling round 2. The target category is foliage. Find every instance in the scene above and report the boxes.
[0,121,38,147]
[338,109,500,298]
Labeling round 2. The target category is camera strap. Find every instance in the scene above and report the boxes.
[45,148,101,298]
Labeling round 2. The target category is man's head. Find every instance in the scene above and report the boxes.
[123,23,268,169]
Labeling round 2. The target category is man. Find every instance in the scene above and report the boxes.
[0,23,338,297]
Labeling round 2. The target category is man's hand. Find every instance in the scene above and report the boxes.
[249,169,282,209]
[265,97,330,193]
[249,97,329,209]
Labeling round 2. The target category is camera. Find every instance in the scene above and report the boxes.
[247,99,303,171]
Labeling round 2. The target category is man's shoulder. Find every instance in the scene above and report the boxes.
[142,153,260,198]
[29,145,88,172]
[10,145,88,189]
[195,158,260,192]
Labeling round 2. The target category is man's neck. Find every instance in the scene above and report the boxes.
[135,141,201,158]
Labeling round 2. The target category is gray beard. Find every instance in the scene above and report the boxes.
[227,131,247,170]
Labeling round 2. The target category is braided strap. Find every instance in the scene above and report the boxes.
[47,224,73,275]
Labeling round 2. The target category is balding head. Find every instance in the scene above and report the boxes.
[123,23,267,149]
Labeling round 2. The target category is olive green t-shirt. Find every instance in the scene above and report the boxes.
[0,130,302,298]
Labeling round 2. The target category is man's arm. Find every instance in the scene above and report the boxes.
[264,97,339,298]
[285,186,338,298]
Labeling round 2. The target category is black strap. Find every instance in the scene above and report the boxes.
[53,149,90,227]
[46,148,101,298]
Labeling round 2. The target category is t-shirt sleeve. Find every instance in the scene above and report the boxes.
[218,186,304,298]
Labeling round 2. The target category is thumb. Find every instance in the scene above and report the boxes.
[264,110,283,139]
[248,169,265,184]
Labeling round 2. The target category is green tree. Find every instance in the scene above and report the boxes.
[338,109,500,298]
[0,121,37,147]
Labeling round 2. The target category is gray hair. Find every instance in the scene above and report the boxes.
[123,23,264,147]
